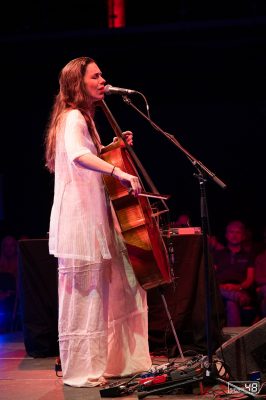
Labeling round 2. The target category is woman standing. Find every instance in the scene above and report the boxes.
[45,57,152,387]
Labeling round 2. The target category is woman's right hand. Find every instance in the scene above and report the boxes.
[113,167,141,197]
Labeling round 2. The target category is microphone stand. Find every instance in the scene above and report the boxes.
[121,95,232,386]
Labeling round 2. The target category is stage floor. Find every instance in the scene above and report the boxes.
[0,329,255,400]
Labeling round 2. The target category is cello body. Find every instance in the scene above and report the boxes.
[101,142,171,290]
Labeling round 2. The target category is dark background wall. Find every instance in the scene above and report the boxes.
[0,1,266,243]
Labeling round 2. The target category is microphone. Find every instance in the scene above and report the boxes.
[104,84,136,95]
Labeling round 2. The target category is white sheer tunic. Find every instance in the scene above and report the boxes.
[48,109,152,387]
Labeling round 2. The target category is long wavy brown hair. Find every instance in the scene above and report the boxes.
[44,56,101,173]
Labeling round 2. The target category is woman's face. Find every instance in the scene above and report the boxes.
[83,62,106,102]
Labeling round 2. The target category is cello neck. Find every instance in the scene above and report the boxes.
[99,100,169,213]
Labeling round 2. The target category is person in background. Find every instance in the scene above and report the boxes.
[213,220,255,326]
[254,249,266,318]
[44,57,152,387]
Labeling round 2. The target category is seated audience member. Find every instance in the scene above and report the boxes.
[213,220,255,327]
[254,249,266,318]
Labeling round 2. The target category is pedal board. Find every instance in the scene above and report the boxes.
[138,364,203,393]
[169,365,203,382]
[100,356,204,398]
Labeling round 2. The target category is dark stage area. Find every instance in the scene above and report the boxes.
[0,2,266,241]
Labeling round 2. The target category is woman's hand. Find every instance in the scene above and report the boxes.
[113,131,134,146]
[113,167,141,197]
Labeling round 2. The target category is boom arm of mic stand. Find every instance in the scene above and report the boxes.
[122,95,227,190]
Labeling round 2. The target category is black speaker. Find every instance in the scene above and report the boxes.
[215,318,266,381]
[18,239,59,357]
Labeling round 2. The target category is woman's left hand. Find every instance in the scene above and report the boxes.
[113,131,133,146]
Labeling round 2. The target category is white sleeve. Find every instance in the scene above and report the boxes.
[64,110,93,162]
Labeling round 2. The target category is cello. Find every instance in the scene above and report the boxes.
[99,100,172,290]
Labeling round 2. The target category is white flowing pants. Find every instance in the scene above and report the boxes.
[58,248,152,387]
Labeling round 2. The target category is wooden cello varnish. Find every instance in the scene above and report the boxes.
[101,140,171,290]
